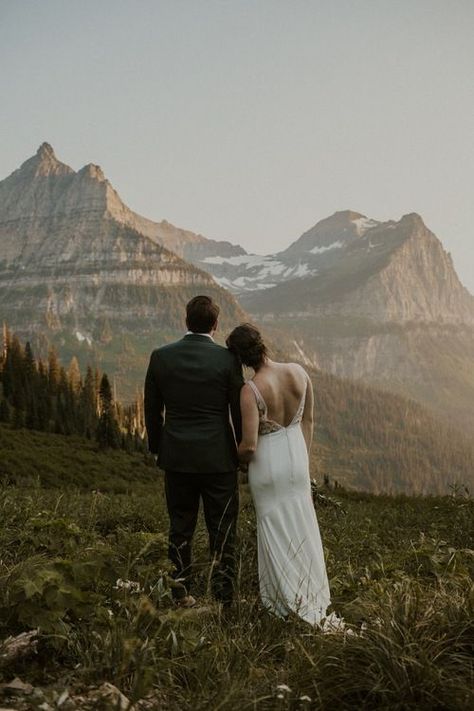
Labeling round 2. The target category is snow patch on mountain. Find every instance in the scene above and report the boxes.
[75,330,92,346]
[352,216,379,235]
[310,240,343,254]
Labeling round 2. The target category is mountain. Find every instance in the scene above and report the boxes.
[0,143,247,398]
[191,210,380,294]
[238,212,474,434]
[185,207,474,433]
[243,212,474,321]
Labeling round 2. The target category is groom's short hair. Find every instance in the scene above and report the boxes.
[186,295,220,333]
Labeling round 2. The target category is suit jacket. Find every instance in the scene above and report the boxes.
[144,334,244,473]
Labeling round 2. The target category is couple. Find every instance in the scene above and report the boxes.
[144,295,338,629]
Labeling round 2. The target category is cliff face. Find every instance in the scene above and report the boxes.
[0,144,246,398]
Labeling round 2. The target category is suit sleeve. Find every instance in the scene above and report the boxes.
[144,350,164,454]
[229,353,244,445]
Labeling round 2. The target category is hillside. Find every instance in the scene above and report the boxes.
[2,347,474,497]
[310,369,474,495]
[0,453,472,709]
[0,424,157,492]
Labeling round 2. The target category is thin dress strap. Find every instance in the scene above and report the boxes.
[247,379,267,416]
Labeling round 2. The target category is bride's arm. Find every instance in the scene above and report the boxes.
[238,384,259,463]
[301,373,314,455]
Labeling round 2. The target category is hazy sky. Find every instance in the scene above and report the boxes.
[1,1,473,290]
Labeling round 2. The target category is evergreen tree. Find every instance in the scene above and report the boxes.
[36,359,50,430]
[80,366,98,438]
[47,347,60,396]
[68,356,82,394]
[96,374,121,449]
[24,341,39,429]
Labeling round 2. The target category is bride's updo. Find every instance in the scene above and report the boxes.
[226,323,268,370]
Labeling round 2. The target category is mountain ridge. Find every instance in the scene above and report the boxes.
[245,212,474,324]
[0,144,248,399]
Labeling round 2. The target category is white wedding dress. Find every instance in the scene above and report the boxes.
[247,376,331,626]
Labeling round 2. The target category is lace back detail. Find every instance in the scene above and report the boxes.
[247,376,307,436]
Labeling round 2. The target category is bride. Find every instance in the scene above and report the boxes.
[226,323,344,631]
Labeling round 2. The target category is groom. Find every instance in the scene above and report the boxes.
[144,295,244,606]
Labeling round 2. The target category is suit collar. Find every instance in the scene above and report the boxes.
[183,333,215,343]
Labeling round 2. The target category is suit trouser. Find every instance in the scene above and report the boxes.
[164,470,239,603]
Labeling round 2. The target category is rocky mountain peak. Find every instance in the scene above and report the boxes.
[37,142,55,158]
[398,212,426,231]
[282,209,379,257]
[79,163,106,181]
[332,209,366,221]
[14,142,74,179]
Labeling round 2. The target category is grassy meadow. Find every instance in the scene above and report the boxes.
[0,424,473,710]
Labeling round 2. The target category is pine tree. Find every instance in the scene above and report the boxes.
[24,341,39,429]
[9,336,25,411]
[96,374,121,449]
[36,358,50,430]
[68,356,82,394]
[80,365,98,438]
[47,347,60,395]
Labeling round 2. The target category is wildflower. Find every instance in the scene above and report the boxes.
[299,696,312,703]
[113,578,142,593]
[276,684,291,693]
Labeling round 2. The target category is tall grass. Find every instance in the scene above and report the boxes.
[0,483,472,709]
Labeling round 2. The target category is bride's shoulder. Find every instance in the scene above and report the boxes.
[285,361,309,377]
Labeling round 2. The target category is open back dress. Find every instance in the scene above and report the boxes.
[247,373,331,624]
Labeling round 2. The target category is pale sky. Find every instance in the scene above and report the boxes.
[1,0,473,290]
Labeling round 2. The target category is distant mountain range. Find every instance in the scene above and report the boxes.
[1,144,473,437]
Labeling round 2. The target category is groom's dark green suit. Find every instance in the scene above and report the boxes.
[144,333,244,602]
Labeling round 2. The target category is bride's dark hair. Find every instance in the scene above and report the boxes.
[226,323,268,370]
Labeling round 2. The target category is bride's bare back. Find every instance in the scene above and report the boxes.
[239,361,314,461]
[253,362,309,427]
